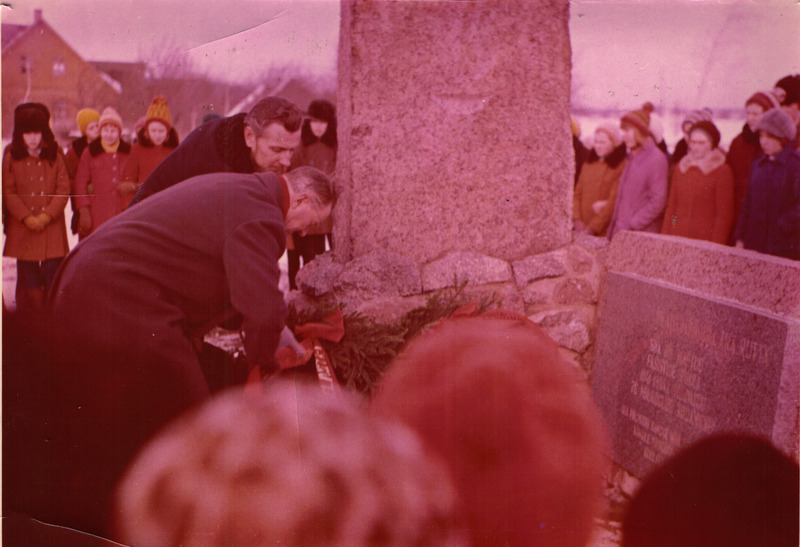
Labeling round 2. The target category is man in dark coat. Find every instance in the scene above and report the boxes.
[4,166,333,541]
[127,96,303,207]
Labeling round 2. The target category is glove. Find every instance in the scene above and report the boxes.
[23,215,44,231]
[34,213,52,227]
[116,181,139,197]
[77,207,93,236]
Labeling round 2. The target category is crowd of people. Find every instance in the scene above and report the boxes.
[3,95,338,315]
[574,74,800,260]
[2,80,798,545]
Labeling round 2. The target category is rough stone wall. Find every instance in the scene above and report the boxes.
[297,0,607,371]
[334,0,573,264]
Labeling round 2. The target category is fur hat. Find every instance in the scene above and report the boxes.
[754,107,797,142]
[76,108,100,136]
[595,122,622,148]
[98,106,123,132]
[621,102,653,137]
[745,91,779,113]
[145,95,172,130]
[14,102,50,134]
[690,120,721,149]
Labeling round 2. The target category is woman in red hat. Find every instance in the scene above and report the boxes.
[120,96,180,210]
[2,103,70,311]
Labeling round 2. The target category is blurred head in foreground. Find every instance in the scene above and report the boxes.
[622,433,799,547]
[370,313,609,547]
[115,382,464,546]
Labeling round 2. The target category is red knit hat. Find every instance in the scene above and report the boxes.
[621,102,653,137]
[371,314,608,547]
[745,91,779,113]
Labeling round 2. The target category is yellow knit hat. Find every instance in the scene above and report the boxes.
[76,108,100,135]
[145,95,172,130]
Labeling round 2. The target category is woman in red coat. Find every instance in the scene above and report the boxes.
[2,103,70,311]
[74,107,130,239]
[120,96,179,209]
[662,121,734,244]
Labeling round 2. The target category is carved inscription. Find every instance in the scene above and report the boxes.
[593,272,791,479]
[617,307,776,463]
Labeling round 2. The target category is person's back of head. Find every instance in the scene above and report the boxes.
[284,165,336,207]
[370,312,609,547]
[115,382,465,546]
[244,96,303,137]
[622,433,799,547]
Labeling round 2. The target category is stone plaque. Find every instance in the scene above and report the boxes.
[592,272,799,478]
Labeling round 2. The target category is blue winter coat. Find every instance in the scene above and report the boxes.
[735,146,800,260]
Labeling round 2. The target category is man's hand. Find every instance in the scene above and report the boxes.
[278,326,307,357]
[35,213,52,227]
[735,240,745,249]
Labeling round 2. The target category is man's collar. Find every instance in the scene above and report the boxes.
[279,175,290,219]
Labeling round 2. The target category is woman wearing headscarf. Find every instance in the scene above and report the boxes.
[661,120,734,245]
[573,122,627,236]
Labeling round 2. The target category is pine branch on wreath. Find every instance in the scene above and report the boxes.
[287,279,497,397]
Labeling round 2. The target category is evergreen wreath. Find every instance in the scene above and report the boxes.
[287,280,497,397]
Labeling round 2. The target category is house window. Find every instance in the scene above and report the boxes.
[53,101,68,120]
[53,58,66,76]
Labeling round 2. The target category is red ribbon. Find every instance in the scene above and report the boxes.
[246,309,345,393]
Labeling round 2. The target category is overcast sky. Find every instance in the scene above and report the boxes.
[3,0,798,109]
[1,0,340,82]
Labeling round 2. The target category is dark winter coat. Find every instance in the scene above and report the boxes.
[573,143,626,236]
[128,113,255,207]
[735,146,800,260]
[73,138,131,237]
[42,171,289,539]
[726,124,762,242]
[607,139,669,239]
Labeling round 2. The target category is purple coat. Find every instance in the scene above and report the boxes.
[607,139,669,239]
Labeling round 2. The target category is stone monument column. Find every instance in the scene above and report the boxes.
[299,0,601,366]
[335,0,572,263]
